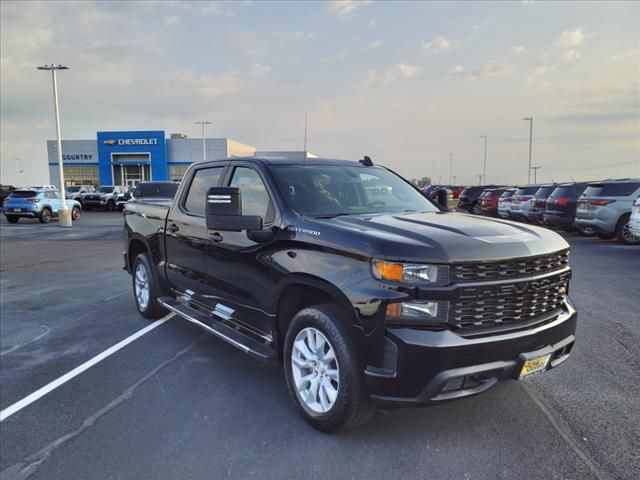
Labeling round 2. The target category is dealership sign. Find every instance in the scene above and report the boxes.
[62,153,94,161]
[103,138,159,146]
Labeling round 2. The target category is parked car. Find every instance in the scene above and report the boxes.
[0,184,16,210]
[543,182,590,232]
[116,187,136,211]
[458,185,502,214]
[3,189,81,223]
[65,185,95,201]
[81,185,126,211]
[628,197,640,238]
[479,188,507,216]
[575,179,640,244]
[124,156,576,432]
[497,189,517,219]
[509,185,543,221]
[528,185,558,224]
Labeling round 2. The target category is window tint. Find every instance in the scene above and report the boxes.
[9,190,38,198]
[584,182,640,197]
[45,192,57,199]
[534,187,555,198]
[515,186,539,196]
[184,167,224,215]
[229,167,274,223]
[135,183,178,198]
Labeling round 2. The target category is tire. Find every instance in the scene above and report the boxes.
[283,304,375,433]
[106,200,115,212]
[5,215,19,223]
[39,208,52,224]
[71,206,81,221]
[616,213,640,245]
[472,202,482,215]
[596,232,615,240]
[132,253,168,319]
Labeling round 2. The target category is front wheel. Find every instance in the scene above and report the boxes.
[132,253,168,319]
[616,213,640,245]
[283,304,375,433]
[5,215,19,223]
[472,202,482,215]
[71,206,81,221]
[106,200,115,212]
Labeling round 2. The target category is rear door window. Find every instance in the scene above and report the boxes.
[10,191,38,198]
[184,167,225,215]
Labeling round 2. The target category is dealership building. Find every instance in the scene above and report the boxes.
[47,130,306,187]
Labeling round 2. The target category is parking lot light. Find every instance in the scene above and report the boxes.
[38,64,71,227]
[522,117,533,184]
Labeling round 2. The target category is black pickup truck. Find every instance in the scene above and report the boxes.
[123,156,577,432]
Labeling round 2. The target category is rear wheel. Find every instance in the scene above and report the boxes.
[472,202,482,215]
[283,304,375,433]
[71,206,81,221]
[106,200,115,212]
[39,208,52,224]
[132,253,168,319]
[616,213,640,245]
[5,215,19,223]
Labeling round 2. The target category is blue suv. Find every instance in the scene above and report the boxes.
[3,189,82,224]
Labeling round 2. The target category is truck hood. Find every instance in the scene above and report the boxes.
[312,211,568,263]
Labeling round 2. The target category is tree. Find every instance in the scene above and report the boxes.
[410,176,432,188]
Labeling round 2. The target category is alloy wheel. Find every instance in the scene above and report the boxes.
[291,327,340,415]
[134,263,150,310]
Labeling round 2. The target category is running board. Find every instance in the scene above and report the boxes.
[158,297,276,362]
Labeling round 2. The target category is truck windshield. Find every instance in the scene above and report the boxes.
[66,186,81,192]
[96,187,114,193]
[271,165,439,217]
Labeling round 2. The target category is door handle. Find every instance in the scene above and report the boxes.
[209,232,223,242]
[167,223,180,233]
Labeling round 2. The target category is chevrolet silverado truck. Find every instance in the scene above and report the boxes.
[123,156,577,432]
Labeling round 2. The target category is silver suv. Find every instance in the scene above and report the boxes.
[575,179,640,245]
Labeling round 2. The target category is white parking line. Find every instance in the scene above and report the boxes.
[0,313,174,422]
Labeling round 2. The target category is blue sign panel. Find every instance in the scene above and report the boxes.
[96,131,167,184]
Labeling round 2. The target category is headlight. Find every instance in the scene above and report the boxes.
[385,300,449,326]
[372,260,449,286]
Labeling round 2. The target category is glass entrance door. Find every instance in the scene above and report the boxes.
[113,164,151,186]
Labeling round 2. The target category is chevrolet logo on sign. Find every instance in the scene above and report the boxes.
[103,139,117,145]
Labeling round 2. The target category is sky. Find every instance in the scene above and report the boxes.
[1,0,639,186]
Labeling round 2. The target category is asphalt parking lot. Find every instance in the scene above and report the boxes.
[1,211,638,480]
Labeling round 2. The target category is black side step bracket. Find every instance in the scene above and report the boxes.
[158,297,276,362]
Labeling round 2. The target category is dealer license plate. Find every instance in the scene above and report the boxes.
[12,208,22,212]
[519,354,551,379]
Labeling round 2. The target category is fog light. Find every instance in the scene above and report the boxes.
[385,300,448,326]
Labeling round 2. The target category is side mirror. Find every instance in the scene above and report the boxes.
[206,187,263,231]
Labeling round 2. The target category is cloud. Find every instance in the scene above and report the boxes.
[558,28,584,48]
[423,35,457,55]
[368,20,376,27]
[370,40,382,48]
[358,63,418,89]
[251,63,271,76]
[510,46,527,54]
[326,0,372,17]
[169,69,240,98]
[449,61,515,80]
[564,49,582,61]
[526,64,557,82]
[226,30,313,56]
[162,15,181,26]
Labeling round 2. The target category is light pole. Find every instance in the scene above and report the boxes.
[477,174,482,185]
[449,152,453,184]
[15,158,23,184]
[432,160,435,184]
[522,117,533,184]
[195,120,212,162]
[480,135,487,184]
[38,64,71,227]
[531,166,541,183]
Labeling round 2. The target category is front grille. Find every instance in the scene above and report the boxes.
[450,272,569,331]
[451,250,569,283]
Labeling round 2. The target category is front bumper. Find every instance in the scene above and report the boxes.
[366,299,577,408]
